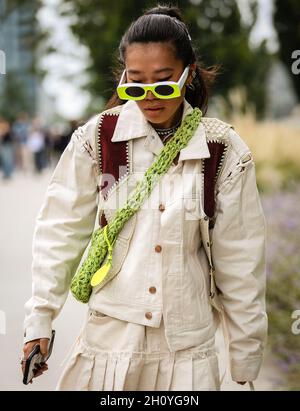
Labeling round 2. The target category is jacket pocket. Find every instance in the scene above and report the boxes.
[89,309,109,319]
[83,311,143,352]
[183,197,203,222]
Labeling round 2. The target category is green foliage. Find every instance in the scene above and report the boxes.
[0,73,31,122]
[263,186,300,390]
[0,0,41,120]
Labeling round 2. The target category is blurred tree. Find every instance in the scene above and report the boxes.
[184,0,271,118]
[274,0,300,100]
[0,0,42,120]
[59,0,271,118]
[0,73,29,122]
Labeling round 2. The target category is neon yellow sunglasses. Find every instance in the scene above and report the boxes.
[117,65,190,101]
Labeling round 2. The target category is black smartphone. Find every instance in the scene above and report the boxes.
[23,330,55,385]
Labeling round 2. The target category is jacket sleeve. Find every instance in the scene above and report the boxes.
[23,119,100,344]
[211,144,268,382]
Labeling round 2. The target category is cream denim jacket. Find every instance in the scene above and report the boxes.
[23,99,267,382]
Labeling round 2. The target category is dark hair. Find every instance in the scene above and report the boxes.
[105,4,220,115]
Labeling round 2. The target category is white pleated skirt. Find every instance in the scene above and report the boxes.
[55,310,220,391]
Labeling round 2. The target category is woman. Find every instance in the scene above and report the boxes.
[21,5,267,391]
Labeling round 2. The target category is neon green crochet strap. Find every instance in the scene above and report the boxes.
[90,226,114,287]
[70,107,202,303]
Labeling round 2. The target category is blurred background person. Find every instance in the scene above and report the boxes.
[0,118,15,180]
[43,126,54,170]
[12,112,30,174]
[53,119,78,156]
[27,118,47,174]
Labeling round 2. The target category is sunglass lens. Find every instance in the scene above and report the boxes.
[126,86,145,98]
[155,85,174,96]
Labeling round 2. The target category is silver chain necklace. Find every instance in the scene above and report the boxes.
[153,119,182,142]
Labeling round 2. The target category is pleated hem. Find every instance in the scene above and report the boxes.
[55,336,220,391]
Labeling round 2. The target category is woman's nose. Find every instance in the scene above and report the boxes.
[145,90,156,100]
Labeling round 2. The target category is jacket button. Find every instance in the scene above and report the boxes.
[158,203,165,212]
[155,245,162,253]
[145,312,153,320]
[149,286,156,294]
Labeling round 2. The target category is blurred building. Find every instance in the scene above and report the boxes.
[0,0,39,119]
[266,60,298,119]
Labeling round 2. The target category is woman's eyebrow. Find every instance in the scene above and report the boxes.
[127,67,174,75]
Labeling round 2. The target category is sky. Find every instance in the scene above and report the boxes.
[38,0,278,120]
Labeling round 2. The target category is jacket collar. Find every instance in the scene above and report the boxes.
[111,98,210,161]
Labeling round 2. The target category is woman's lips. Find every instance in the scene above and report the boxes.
[144,107,164,112]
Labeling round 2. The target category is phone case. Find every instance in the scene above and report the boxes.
[23,330,56,385]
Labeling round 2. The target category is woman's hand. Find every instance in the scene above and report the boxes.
[21,339,49,383]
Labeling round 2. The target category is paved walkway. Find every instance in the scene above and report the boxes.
[0,168,283,390]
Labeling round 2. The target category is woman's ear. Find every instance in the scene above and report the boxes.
[187,63,197,85]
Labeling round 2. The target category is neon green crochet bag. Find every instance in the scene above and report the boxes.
[70,107,202,303]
